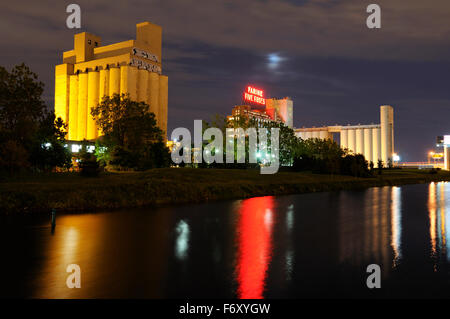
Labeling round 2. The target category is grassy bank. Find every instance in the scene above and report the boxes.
[1,168,450,214]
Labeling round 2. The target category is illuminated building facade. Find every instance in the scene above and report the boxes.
[54,22,168,141]
[295,105,394,166]
[227,86,294,127]
[227,105,273,126]
[444,135,450,170]
[266,97,293,128]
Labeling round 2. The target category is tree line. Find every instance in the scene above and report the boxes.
[188,114,379,177]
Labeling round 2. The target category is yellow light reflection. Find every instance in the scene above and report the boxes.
[390,186,402,267]
[428,182,437,257]
[440,183,446,249]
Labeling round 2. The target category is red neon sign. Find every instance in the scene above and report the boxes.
[244,86,265,106]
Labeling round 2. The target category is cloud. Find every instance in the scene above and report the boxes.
[2,0,450,62]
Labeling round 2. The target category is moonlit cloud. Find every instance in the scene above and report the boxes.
[267,53,285,69]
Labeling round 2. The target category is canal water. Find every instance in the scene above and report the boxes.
[1,182,450,298]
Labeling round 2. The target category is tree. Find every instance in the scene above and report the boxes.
[29,111,72,171]
[387,158,393,169]
[341,154,369,177]
[225,117,301,167]
[293,138,346,174]
[0,140,29,175]
[0,63,71,173]
[91,94,170,170]
[263,121,301,166]
[0,64,46,145]
[78,146,100,177]
[377,159,384,175]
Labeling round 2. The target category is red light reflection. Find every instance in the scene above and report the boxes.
[235,196,274,299]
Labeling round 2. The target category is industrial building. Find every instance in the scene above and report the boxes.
[227,105,274,126]
[443,136,450,170]
[54,21,168,141]
[227,86,294,128]
[295,105,394,166]
[265,97,293,128]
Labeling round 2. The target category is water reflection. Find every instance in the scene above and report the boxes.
[427,182,450,265]
[5,183,450,298]
[391,187,402,266]
[338,186,403,272]
[175,220,190,260]
[235,196,274,299]
[428,182,437,258]
[285,204,294,281]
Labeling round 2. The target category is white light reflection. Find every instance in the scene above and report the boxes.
[286,204,294,232]
[175,220,190,260]
[390,186,402,267]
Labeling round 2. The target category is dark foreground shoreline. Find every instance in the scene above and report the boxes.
[1,167,450,215]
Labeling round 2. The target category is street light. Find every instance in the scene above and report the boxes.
[393,153,400,162]
[429,151,435,164]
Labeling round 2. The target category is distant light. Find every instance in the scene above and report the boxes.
[87,145,95,153]
[444,135,450,146]
[42,142,51,149]
[393,153,400,162]
[256,152,261,158]
[71,144,82,153]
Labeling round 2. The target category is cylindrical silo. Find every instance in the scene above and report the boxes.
[445,146,450,170]
[356,128,364,154]
[99,68,110,102]
[120,65,138,101]
[305,131,312,139]
[340,129,348,150]
[109,67,120,96]
[87,71,99,140]
[347,129,356,154]
[77,72,88,141]
[98,69,109,138]
[380,105,394,165]
[159,75,168,135]
[372,126,381,166]
[319,130,328,140]
[138,68,149,104]
[68,74,79,141]
[364,128,373,164]
[148,72,160,119]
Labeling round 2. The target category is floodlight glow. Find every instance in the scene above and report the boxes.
[71,144,82,153]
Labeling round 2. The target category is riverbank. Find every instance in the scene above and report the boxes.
[1,168,450,214]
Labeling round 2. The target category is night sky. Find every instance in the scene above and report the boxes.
[2,0,450,161]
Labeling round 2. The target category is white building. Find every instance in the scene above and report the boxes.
[295,105,394,166]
